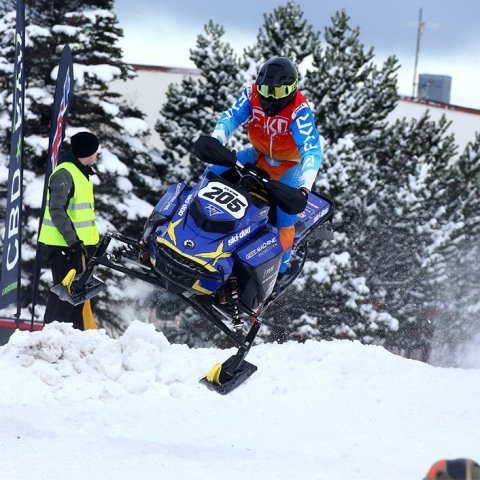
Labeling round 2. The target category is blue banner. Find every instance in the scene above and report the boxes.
[0,0,25,310]
[45,45,73,177]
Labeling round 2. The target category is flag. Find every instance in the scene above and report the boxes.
[45,45,74,177]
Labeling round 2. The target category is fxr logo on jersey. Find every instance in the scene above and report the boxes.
[295,112,317,151]
[230,87,250,113]
[251,107,289,136]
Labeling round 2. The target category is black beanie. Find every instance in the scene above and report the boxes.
[71,131,99,158]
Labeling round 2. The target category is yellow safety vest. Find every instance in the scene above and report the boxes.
[39,162,99,246]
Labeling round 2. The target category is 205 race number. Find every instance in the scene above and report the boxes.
[198,182,248,219]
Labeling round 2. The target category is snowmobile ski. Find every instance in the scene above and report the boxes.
[200,318,261,394]
[51,269,105,306]
[200,358,257,395]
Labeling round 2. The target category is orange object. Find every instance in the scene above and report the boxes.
[247,86,310,161]
[426,460,448,479]
[81,255,97,330]
[256,155,297,181]
[279,225,295,251]
[82,299,97,330]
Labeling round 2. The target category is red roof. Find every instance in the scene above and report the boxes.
[131,63,200,76]
[400,95,480,116]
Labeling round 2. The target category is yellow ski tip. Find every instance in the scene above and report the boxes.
[61,269,77,293]
[206,363,223,385]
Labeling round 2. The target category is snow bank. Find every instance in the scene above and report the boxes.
[0,321,478,480]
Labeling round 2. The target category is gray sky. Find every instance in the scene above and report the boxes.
[114,0,480,108]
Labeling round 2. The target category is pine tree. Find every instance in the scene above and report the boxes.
[365,114,458,356]
[428,132,480,363]
[263,10,400,344]
[155,20,243,184]
[303,9,399,145]
[242,0,320,83]
[0,4,16,161]
[265,138,399,343]
[0,1,163,332]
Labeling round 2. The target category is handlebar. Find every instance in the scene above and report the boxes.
[193,135,308,215]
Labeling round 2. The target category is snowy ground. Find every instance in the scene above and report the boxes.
[0,321,479,480]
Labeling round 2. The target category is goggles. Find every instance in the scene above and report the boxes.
[257,80,297,100]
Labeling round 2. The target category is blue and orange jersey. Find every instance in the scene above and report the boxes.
[212,84,322,190]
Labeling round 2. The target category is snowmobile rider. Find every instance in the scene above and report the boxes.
[206,56,322,281]
[39,131,100,330]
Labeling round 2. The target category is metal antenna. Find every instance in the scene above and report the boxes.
[412,8,425,98]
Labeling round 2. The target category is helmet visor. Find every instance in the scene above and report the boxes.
[257,80,297,100]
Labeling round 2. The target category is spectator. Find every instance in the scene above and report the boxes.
[39,131,100,330]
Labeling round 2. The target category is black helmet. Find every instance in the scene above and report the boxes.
[255,57,298,117]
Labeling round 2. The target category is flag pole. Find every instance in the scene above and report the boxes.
[411,8,425,98]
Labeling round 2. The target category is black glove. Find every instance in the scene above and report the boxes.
[300,187,310,198]
[69,240,88,258]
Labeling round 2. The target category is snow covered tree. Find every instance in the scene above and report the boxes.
[303,9,399,145]
[265,137,398,344]
[155,20,243,183]
[0,1,163,332]
[136,7,477,355]
[428,132,480,363]
[242,1,320,83]
[263,10,400,344]
[364,113,458,355]
[0,4,16,169]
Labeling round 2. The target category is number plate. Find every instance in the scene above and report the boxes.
[198,182,248,219]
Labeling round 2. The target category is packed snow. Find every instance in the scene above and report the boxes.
[0,320,479,480]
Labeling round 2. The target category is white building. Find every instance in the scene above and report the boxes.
[112,64,480,152]
[111,64,199,150]
[390,97,480,152]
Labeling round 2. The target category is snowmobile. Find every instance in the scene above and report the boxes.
[52,136,334,394]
